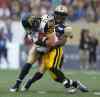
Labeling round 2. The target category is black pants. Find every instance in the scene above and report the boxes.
[0,47,8,63]
[89,52,96,64]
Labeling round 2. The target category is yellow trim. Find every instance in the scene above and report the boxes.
[57,47,63,69]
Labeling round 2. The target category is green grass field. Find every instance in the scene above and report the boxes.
[0,69,100,97]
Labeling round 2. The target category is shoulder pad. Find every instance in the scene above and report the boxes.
[44,19,55,34]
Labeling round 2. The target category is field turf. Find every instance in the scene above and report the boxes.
[0,69,100,97]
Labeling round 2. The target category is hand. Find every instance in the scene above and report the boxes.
[24,34,33,44]
[64,26,73,38]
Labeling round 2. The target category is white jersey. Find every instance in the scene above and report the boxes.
[35,14,55,53]
[39,14,54,32]
[33,14,54,42]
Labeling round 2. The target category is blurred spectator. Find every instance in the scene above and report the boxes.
[73,5,85,21]
[0,18,8,34]
[10,14,25,44]
[4,17,13,42]
[61,0,74,5]
[52,0,61,7]
[19,0,30,4]
[68,6,76,21]
[0,0,10,7]
[0,28,9,64]
[30,0,40,15]
[95,0,100,21]
[90,0,98,22]
[10,0,20,19]
[88,32,98,70]
[79,29,90,70]
[0,3,10,18]
[20,2,31,18]
[31,0,40,7]
[40,0,53,15]
[72,0,85,7]
[85,5,95,22]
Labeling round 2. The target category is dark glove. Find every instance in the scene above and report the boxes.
[35,39,46,46]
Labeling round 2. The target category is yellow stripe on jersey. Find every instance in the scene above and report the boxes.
[55,48,60,67]
[52,48,59,68]
[53,47,63,69]
[54,48,60,68]
[57,47,63,69]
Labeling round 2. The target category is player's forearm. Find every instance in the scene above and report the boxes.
[51,36,67,48]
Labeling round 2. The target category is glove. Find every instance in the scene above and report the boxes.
[64,26,73,38]
[35,37,47,46]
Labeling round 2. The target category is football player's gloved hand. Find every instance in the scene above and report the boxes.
[35,37,47,46]
[35,37,48,53]
[64,26,73,38]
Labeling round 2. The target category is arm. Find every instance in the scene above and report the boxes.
[54,36,67,46]
[45,33,67,48]
[45,26,73,48]
[49,35,67,47]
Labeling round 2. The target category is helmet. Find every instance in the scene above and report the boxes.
[54,5,68,24]
[31,16,41,31]
[54,5,68,16]
[22,15,41,32]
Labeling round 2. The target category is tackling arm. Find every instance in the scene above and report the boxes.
[46,26,73,48]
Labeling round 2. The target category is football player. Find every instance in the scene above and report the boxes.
[10,5,88,93]
[9,13,59,92]
[20,5,88,93]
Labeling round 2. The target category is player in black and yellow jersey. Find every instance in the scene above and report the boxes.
[10,5,88,93]
[22,5,88,93]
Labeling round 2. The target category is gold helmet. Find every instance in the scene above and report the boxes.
[54,5,68,16]
[54,5,68,24]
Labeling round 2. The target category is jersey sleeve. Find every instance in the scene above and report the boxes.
[44,19,55,35]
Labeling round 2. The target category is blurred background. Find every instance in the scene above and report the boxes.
[0,0,100,70]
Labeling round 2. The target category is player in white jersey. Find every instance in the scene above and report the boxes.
[9,13,59,92]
